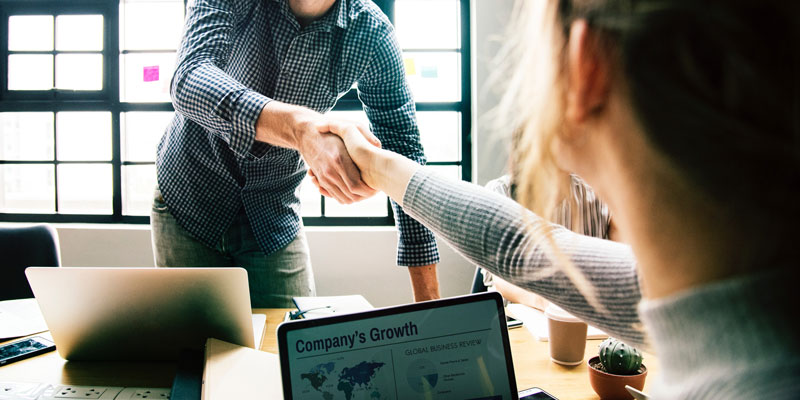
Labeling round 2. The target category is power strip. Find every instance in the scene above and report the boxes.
[0,383,170,400]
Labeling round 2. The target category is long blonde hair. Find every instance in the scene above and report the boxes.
[494,0,569,221]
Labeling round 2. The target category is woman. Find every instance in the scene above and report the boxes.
[320,0,799,398]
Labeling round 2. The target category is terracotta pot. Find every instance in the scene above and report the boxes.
[587,356,647,400]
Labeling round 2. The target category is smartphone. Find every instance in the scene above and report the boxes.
[506,315,523,329]
[519,387,558,399]
[0,336,56,366]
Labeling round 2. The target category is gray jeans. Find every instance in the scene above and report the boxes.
[150,187,315,308]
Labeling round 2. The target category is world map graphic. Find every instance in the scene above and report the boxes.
[300,360,387,400]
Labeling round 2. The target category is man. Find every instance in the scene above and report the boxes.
[151,0,440,307]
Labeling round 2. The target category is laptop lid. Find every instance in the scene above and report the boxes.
[25,267,254,361]
[277,292,518,400]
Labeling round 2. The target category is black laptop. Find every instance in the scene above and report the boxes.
[277,292,519,399]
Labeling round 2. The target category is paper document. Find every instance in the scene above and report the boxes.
[0,298,49,340]
[292,295,374,319]
[252,314,266,349]
[202,338,282,400]
[507,303,607,341]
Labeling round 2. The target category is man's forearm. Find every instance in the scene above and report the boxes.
[255,100,314,150]
[407,264,440,302]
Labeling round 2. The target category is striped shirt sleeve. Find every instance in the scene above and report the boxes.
[403,168,648,348]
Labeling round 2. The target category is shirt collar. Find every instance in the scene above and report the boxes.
[272,0,351,31]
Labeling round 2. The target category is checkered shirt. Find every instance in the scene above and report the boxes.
[156,0,439,266]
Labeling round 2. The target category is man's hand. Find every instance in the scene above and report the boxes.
[255,101,380,204]
[299,131,376,204]
[307,119,381,201]
[408,264,440,302]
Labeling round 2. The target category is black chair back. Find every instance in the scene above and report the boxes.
[470,266,488,294]
[0,225,61,300]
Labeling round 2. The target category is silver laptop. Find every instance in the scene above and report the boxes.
[277,292,518,399]
[26,267,254,361]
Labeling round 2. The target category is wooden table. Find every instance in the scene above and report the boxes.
[0,308,657,399]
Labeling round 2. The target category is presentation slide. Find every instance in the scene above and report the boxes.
[285,299,513,400]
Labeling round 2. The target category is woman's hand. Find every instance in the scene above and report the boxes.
[315,120,383,188]
[318,120,423,206]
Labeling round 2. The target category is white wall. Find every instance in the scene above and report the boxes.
[50,224,475,308]
[472,0,515,185]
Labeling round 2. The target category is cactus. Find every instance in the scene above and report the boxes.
[598,338,643,375]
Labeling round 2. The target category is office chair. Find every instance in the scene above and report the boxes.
[0,224,61,301]
[470,266,488,293]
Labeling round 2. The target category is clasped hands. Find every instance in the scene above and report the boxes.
[305,120,384,204]
[303,119,383,204]
[255,102,386,205]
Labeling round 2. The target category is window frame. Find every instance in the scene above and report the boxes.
[0,0,471,226]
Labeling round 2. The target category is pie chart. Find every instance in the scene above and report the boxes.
[406,358,438,393]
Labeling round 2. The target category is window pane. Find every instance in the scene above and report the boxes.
[55,54,103,91]
[8,15,53,51]
[0,165,55,213]
[121,53,176,102]
[395,0,459,49]
[0,113,54,161]
[404,52,460,102]
[56,15,103,51]
[123,164,156,216]
[324,193,389,217]
[123,112,173,162]
[8,55,53,91]
[57,164,112,214]
[299,176,322,217]
[56,112,112,161]
[417,112,460,162]
[120,0,185,51]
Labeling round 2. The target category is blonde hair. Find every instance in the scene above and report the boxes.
[494,0,569,221]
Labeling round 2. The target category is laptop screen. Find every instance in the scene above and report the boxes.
[277,292,517,400]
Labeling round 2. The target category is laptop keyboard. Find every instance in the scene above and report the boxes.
[0,382,170,400]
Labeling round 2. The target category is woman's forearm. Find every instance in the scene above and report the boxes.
[400,168,648,348]
[360,148,421,206]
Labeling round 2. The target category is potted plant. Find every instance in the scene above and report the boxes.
[587,338,647,400]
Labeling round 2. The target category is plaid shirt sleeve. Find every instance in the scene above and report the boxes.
[170,0,271,158]
[357,28,440,267]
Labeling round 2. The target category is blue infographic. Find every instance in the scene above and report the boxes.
[286,300,513,400]
[300,357,391,400]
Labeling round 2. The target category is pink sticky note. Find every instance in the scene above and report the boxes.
[143,66,160,82]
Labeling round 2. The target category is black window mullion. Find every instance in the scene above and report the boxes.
[53,114,59,213]
[106,0,122,220]
[459,0,472,183]
[0,8,8,102]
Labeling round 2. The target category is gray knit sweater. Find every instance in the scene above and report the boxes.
[403,168,800,399]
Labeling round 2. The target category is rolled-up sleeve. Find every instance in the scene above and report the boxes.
[358,28,439,267]
[170,0,271,158]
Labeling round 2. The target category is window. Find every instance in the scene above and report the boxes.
[0,0,182,223]
[0,0,470,225]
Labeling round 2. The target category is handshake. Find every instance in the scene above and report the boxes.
[255,100,391,205]
[304,118,385,205]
